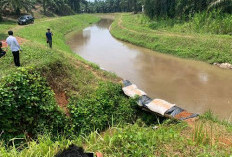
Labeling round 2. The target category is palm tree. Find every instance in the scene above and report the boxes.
[210,0,232,6]
[209,0,232,12]
[0,0,34,15]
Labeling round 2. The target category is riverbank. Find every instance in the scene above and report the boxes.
[0,14,232,156]
[110,14,232,65]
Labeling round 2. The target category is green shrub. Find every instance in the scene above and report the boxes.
[0,68,67,141]
[68,81,161,135]
[68,82,138,134]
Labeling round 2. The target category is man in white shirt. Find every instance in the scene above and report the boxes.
[6,31,21,67]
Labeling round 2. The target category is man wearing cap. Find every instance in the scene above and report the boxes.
[6,30,21,67]
[46,28,53,48]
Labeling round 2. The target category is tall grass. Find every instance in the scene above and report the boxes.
[193,122,213,146]
[200,111,232,132]
[1,121,231,156]
[143,10,232,35]
[185,10,232,34]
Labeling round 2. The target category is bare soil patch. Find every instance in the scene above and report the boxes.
[55,91,70,116]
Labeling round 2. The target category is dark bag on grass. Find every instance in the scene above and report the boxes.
[55,144,94,157]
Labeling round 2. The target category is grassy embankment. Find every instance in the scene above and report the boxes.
[0,14,232,156]
[110,13,232,64]
[0,15,121,97]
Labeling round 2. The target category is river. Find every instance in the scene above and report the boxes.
[67,18,232,121]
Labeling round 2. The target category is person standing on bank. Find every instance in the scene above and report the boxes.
[6,31,21,67]
[46,28,53,48]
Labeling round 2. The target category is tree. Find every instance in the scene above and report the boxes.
[48,0,74,15]
[42,0,48,15]
[209,0,232,13]
[69,0,81,13]
[1,0,34,15]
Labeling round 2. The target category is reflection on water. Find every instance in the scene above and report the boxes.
[96,19,113,29]
[68,19,232,121]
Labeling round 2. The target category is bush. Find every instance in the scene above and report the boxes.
[68,82,138,134]
[69,81,161,135]
[0,68,67,141]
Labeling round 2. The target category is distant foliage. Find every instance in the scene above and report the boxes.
[144,0,232,19]
[0,68,67,141]
[0,0,34,15]
[146,10,232,35]
[86,0,142,13]
[47,0,75,15]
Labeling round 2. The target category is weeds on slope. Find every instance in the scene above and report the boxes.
[1,120,231,157]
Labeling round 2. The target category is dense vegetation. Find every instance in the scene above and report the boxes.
[1,0,232,22]
[144,0,232,19]
[0,68,67,142]
[1,114,232,156]
[0,0,87,19]
[86,0,142,13]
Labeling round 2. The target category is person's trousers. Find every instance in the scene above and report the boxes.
[48,40,52,48]
[12,51,20,67]
[0,51,6,58]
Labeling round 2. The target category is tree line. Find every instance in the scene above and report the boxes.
[80,0,232,17]
[144,0,232,19]
[0,0,231,21]
[85,0,142,13]
[0,0,143,17]
[0,0,86,20]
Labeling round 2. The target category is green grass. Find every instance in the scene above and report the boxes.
[0,14,123,100]
[200,111,232,133]
[0,20,16,40]
[0,121,231,157]
[110,13,232,64]
[0,15,100,74]
[17,15,97,52]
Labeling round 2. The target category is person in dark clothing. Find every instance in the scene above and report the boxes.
[0,42,6,58]
[55,144,103,157]
[46,28,53,48]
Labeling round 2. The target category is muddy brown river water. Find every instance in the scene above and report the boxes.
[68,19,232,121]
